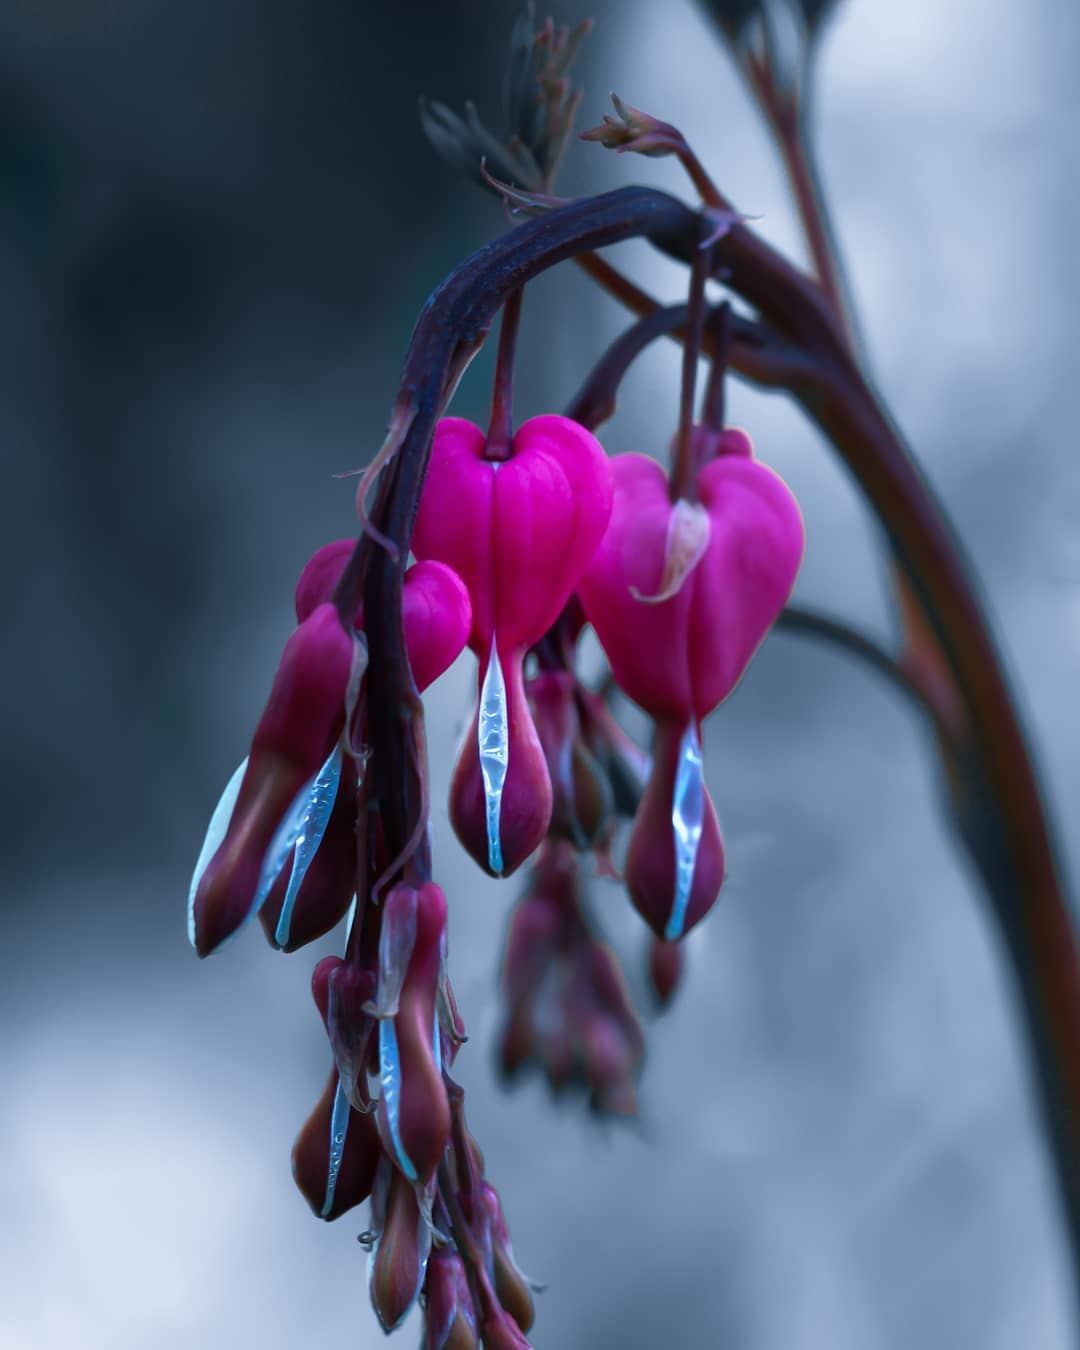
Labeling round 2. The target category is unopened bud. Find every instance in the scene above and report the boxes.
[369,1171,431,1333]
[529,671,613,846]
[258,754,358,951]
[422,1247,478,1350]
[625,719,725,941]
[291,1068,380,1220]
[375,883,451,1185]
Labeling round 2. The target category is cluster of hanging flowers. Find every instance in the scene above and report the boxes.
[186,29,805,1343]
[187,378,803,1342]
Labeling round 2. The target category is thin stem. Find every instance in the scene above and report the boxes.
[485,287,524,461]
[775,604,940,727]
[744,57,855,350]
[563,302,688,429]
[670,240,710,501]
[701,302,730,431]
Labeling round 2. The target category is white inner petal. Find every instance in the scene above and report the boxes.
[187,757,249,947]
[667,721,704,941]
[478,638,510,874]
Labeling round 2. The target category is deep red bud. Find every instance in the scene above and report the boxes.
[581,1015,639,1116]
[476,1309,533,1350]
[191,604,354,956]
[323,957,379,1110]
[480,1183,534,1334]
[370,1171,431,1333]
[291,1068,380,1220]
[647,936,686,1007]
[258,754,358,950]
[422,1248,478,1350]
[375,883,451,1184]
[624,719,725,940]
[449,651,552,877]
[529,671,613,846]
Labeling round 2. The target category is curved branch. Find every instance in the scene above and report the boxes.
[775,604,934,721]
[337,184,1079,1282]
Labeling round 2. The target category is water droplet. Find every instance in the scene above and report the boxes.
[478,638,509,874]
[320,1076,351,1217]
[666,721,704,941]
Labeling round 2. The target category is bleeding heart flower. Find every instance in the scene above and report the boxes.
[576,432,803,939]
[576,442,803,722]
[411,414,613,876]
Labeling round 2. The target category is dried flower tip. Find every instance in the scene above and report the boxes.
[580,93,684,158]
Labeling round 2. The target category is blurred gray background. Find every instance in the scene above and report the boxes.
[2,1,1078,1346]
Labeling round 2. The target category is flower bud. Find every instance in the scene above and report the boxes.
[422,1247,478,1350]
[528,671,613,846]
[291,955,381,1220]
[258,754,358,951]
[476,1309,533,1350]
[375,882,452,1185]
[496,892,562,1078]
[190,604,355,956]
[369,1170,432,1333]
[624,719,725,940]
[323,956,378,1111]
[480,1182,534,1334]
[449,651,552,877]
[291,1068,380,1221]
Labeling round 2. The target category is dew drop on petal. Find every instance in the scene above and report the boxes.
[187,757,249,947]
[478,638,510,874]
[320,1075,352,1217]
[667,721,704,942]
[273,744,344,946]
[378,1018,418,1181]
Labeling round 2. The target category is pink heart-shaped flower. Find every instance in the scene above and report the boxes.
[411,414,613,655]
[576,449,804,723]
[410,413,613,876]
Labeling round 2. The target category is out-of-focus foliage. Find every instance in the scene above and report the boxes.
[421,10,591,189]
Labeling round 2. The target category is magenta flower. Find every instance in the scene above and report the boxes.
[411,414,613,877]
[577,429,804,938]
[188,553,470,956]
